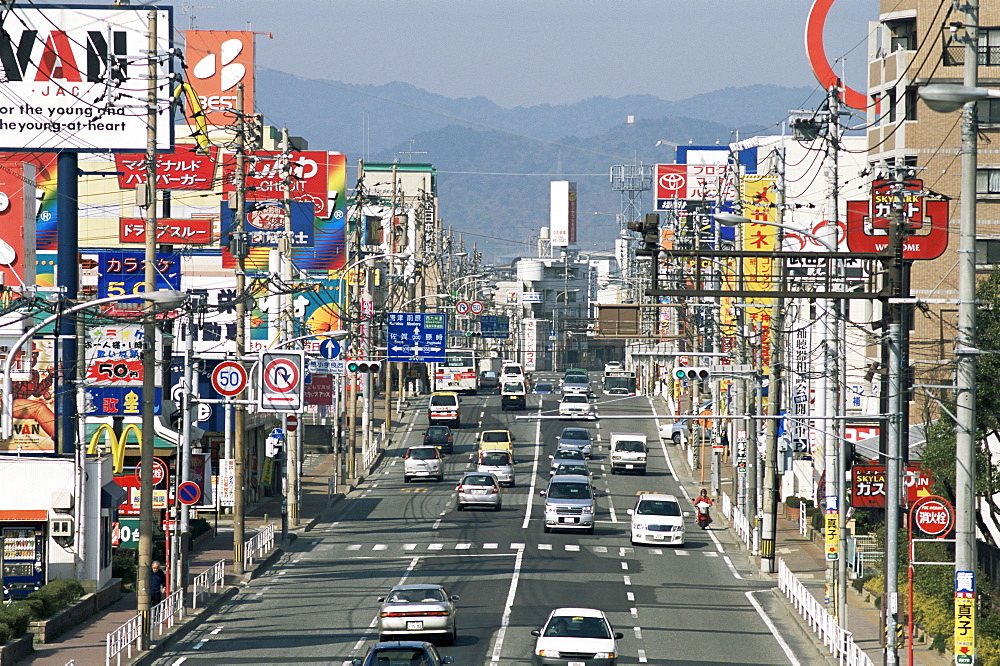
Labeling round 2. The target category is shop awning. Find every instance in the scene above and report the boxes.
[0,509,47,521]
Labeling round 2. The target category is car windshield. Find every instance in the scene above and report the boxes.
[426,427,449,437]
[503,382,525,393]
[557,464,587,475]
[561,429,590,441]
[408,448,438,460]
[481,452,510,465]
[430,395,456,406]
[563,395,587,404]
[482,432,509,442]
[547,481,592,500]
[367,647,435,665]
[564,378,588,385]
[544,615,612,639]
[388,587,446,603]
[637,500,681,516]
[616,440,645,452]
[463,475,495,486]
[536,383,553,390]
[556,450,585,461]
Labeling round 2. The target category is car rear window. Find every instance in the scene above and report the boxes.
[430,395,457,406]
[557,450,585,461]
[562,429,589,440]
[463,475,495,486]
[481,452,510,465]
[616,440,645,452]
[482,432,508,442]
[408,448,438,460]
[563,395,587,403]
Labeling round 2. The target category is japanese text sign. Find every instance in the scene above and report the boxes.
[115,148,217,190]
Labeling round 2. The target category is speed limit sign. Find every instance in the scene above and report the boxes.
[212,361,248,397]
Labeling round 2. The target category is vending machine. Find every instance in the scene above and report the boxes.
[1,526,45,600]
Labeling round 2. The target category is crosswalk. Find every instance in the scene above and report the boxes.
[304,541,722,557]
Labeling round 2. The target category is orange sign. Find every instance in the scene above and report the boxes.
[185,31,255,126]
[0,162,36,290]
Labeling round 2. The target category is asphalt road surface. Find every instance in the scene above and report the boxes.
[155,379,828,665]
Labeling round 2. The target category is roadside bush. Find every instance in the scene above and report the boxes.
[0,622,11,645]
[0,603,32,635]
[190,518,211,541]
[113,549,138,589]
[25,579,84,617]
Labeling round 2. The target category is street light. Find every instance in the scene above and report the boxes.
[715,213,837,251]
[919,80,982,660]
[1,290,187,440]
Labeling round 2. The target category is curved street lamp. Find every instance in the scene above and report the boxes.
[1,290,187,440]
[714,212,837,251]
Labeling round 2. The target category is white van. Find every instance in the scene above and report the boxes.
[500,380,527,411]
[610,432,648,475]
[428,391,461,427]
[500,362,525,381]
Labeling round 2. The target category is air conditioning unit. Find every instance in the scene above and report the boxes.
[50,519,73,538]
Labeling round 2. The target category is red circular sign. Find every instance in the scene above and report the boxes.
[913,497,953,536]
[263,358,300,393]
[286,414,299,432]
[212,361,248,397]
[136,457,168,488]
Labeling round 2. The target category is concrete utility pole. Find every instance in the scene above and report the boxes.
[137,10,158,647]
[281,127,300,526]
[384,164,398,432]
[232,84,248,577]
[346,159,363,481]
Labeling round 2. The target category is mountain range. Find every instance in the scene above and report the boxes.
[256,69,826,262]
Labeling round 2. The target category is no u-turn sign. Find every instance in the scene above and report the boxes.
[259,351,305,412]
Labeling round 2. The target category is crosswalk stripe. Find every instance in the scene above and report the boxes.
[346,544,361,551]
[538,543,552,550]
[565,544,580,552]
[456,543,472,550]
[428,543,443,550]
[484,543,498,549]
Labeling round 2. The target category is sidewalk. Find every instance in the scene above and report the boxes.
[17,450,342,666]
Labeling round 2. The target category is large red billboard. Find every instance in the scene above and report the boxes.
[185,31,255,127]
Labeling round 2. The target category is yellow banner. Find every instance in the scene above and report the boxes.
[955,596,975,663]
[741,176,778,373]
[824,512,839,560]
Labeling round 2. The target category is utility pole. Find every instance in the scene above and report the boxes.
[346,159,363,481]
[384,165,398,432]
[137,10,158,647]
[232,84,248,576]
[281,127,299,526]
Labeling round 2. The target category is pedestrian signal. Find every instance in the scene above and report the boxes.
[674,367,710,380]
[347,361,382,373]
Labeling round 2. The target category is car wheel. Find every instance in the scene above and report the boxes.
[457,503,464,511]
[404,476,411,483]
[610,468,617,475]
[672,433,681,446]
[495,503,502,511]
[544,525,551,533]
[508,478,516,488]
[586,526,595,535]
[445,626,457,646]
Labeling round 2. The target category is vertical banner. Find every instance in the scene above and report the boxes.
[955,570,975,664]
[741,176,777,373]
[523,319,537,371]
[550,181,577,247]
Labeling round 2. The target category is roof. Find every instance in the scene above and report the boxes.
[549,474,591,483]
[550,607,605,618]
[638,493,679,502]
[392,583,444,590]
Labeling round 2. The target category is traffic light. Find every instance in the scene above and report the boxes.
[347,360,382,373]
[265,434,284,458]
[673,367,710,381]
[626,213,660,256]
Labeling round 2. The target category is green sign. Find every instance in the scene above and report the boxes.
[115,518,141,550]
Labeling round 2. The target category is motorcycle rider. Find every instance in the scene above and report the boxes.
[694,488,713,528]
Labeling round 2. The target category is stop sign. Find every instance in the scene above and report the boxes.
[286,414,299,432]
[913,497,953,536]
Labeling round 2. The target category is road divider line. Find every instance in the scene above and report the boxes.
[633,626,642,639]
[352,557,422,658]
[209,626,223,635]
[723,555,743,580]
[489,545,525,666]
[637,648,648,663]
[745,590,800,666]
[521,405,543,530]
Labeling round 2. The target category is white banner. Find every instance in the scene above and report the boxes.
[219,458,235,507]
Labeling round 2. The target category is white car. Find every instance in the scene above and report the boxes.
[531,607,622,665]
[558,393,594,419]
[629,493,686,546]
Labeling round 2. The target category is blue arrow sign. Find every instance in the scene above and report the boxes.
[387,312,448,362]
[319,339,341,359]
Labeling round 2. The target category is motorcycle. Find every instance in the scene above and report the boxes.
[695,502,712,529]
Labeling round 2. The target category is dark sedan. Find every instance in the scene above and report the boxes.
[423,425,454,453]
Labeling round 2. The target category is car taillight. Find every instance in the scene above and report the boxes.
[381,611,450,617]
[492,487,499,494]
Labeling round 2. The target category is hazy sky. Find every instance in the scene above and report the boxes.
[185,0,878,108]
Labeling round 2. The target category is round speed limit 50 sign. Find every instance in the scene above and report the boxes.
[212,361,248,397]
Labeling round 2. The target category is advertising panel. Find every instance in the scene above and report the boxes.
[0,7,173,151]
[119,218,213,245]
[184,30,255,127]
[523,319,537,371]
[94,250,181,303]
[115,147,217,190]
[850,464,933,508]
[85,324,144,386]
[741,176,777,371]
[846,178,949,260]
[550,181,577,247]
[0,162,36,289]
[1,339,56,453]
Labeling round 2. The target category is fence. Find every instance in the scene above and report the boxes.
[192,559,226,609]
[850,534,881,578]
[150,588,184,636]
[777,558,874,666]
[720,492,755,553]
[244,522,276,568]
[105,613,141,666]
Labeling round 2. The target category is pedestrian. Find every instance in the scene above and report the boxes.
[150,560,167,605]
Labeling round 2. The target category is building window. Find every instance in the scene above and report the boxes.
[887,88,897,123]
[976,239,1000,265]
[980,28,1000,66]
[980,99,1000,125]
[886,18,917,51]
[905,87,918,121]
[976,168,1000,195]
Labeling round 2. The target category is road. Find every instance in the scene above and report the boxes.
[155,378,827,665]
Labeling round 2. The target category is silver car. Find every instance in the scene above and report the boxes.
[377,584,459,644]
[478,449,515,487]
[554,462,591,478]
[558,393,594,419]
[549,447,587,475]
[456,472,503,511]
[556,427,594,457]
[404,446,444,483]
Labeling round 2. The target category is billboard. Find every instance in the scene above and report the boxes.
[1,339,56,454]
[550,181,577,247]
[0,7,173,151]
[184,31,255,127]
[115,147,217,190]
[0,162,36,289]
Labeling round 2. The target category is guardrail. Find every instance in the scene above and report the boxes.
[244,522,276,568]
[800,503,808,536]
[105,613,141,666]
[191,559,226,609]
[720,493,755,553]
[150,588,184,636]
[777,558,874,666]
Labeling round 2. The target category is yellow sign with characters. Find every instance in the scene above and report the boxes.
[954,596,975,663]
[824,512,839,561]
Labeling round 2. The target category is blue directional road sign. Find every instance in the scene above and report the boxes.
[480,315,510,339]
[387,313,447,362]
[319,339,341,359]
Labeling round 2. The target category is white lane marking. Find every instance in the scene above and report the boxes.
[723,555,743,580]
[626,592,635,602]
[484,543,498,549]
[675,550,691,556]
[404,543,417,551]
[347,544,361,551]
[704,551,719,558]
[565,544,580,552]
[745,590,801,666]
[311,539,320,546]
[276,570,286,576]
[538,543,552,551]
[192,639,208,650]
[594,545,608,553]
[372,544,387,551]
[623,575,632,586]
[607,493,619,523]
[209,626,223,635]
[638,648,648,663]
[633,626,641,637]
[621,561,629,570]
[510,542,524,549]
[372,482,379,488]
[171,658,188,665]
[352,557,421,655]
[480,411,485,419]
[630,607,638,617]
[619,547,631,557]
[488,545,525,666]
[521,403,543,529]
[432,519,442,530]
[456,543,472,550]
[428,543,443,550]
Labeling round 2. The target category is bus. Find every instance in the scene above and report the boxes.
[603,369,637,396]
[433,349,479,394]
